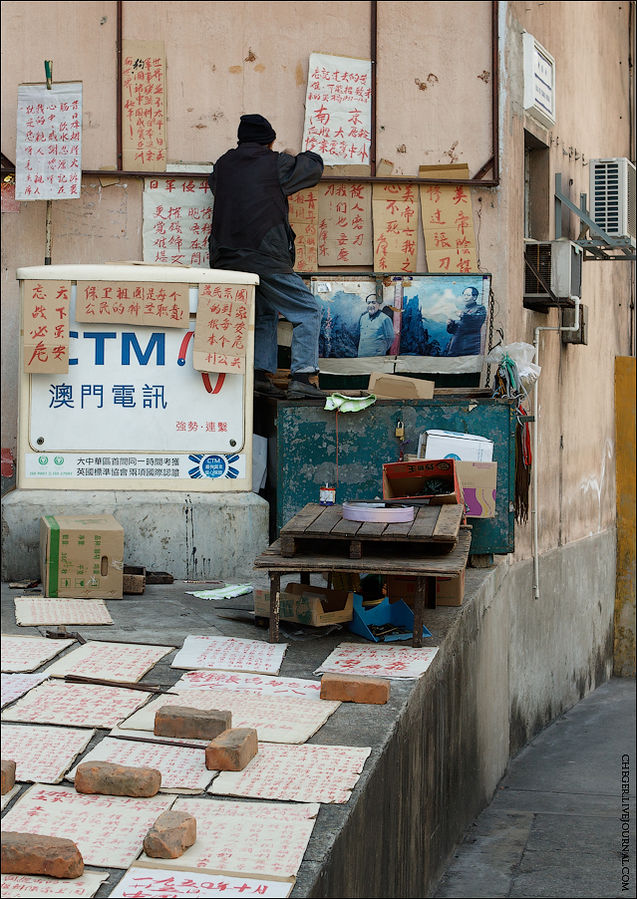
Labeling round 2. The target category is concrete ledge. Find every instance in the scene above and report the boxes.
[1,488,269,581]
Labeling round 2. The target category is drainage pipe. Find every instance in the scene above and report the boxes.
[531,296,581,600]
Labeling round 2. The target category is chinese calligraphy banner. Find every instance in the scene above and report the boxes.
[210,742,371,804]
[110,864,295,898]
[43,640,173,683]
[1,723,94,784]
[68,736,215,794]
[315,642,439,679]
[193,283,252,374]
[172,669,323,700]
[419,164,478,273]
[75,280,190,328]
[303,53,372,166]
[1,680,153,728]
[16,82,82,201]
[22,280,71,374]
[119,687,339,744]
[171,635,287,675]
[122,41,167,171]
[1,784,174,868]
[143,177,213,267]
[372,183,418,272]
[1,634,74,673]
[318,182,373,265]
[289,187,319,271]
[14,597,113,627]
[142,797,319,878]
[1,870,109,898]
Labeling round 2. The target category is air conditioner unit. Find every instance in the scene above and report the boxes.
[589,157,636,246]
[524,240,582,309]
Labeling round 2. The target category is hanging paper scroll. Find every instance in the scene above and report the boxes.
[419,164,478,273]
[16,82,82,201]
[303,53,372,165]
[122,41,167,171]
[372,183,418,272]
[289,187,319,272]
[143,177,213,267]
[318,183,373,266]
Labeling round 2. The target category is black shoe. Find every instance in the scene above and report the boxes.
[254,371,287,399]
[286,373,324,399]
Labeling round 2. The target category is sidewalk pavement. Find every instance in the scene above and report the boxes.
[433,676,636,899]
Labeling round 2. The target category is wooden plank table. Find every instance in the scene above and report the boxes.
[278,502,465,559]
[254,522,472,647]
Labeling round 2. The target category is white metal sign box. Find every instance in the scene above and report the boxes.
[17,264,257,492]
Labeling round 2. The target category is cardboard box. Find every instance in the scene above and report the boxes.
[456,461,498,518]
[382,459,463,505]
[40,514,124,599]
[418,429,494,462]
[368,372,435,400]
[348,594,432,642]
[387,570,466,607]
[254,583,353,627]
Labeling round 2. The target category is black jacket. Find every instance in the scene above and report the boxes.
[208,142,323,275]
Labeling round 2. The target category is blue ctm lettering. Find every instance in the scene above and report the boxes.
[69,332,166,366]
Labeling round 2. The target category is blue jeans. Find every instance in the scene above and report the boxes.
[254,272,321,374]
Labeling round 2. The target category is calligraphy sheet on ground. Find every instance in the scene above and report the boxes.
[171,636,287,675]
[43,640,174,683]
[172,670,323,700]
[1,680,153,728]
[1,784,174,868]
[1,723,95,784]
[315,642,439,679]
[140,797,319,878]
[118,688,339,744]
[0,870,109,898]
[13,597,113,627]
[67,737,215,794]
[211,742,371,804]
[1,672,49,707]
[1,635,74,673]
[0,784,21,811]
[110,864,294,898]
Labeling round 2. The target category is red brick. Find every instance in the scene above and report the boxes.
[205,728,258,771]
[1,832,84,879]
[320,672,390,704]
[143,810,197,859]
[154,704,231,741]
[1,759,16,794]
[75,760,161,797]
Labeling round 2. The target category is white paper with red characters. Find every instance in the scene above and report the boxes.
[2,723,94,783]
[315,642,439,679]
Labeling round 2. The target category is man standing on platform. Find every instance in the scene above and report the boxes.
[208,114,324,398]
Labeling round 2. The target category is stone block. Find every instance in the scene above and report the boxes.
[1,759,16,794]
[143,810,197,859]
[205,728,258,771]
[154,705,231,741]
[320,672,390,704]
[75,760,161,797]
[1,832,84,878]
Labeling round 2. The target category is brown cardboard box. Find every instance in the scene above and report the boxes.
[387,571,465,607]
[382,459,463,505]
[368,372,435,400]
[456,461,498,518]
[40,514,124,599]
[254,583,353,627]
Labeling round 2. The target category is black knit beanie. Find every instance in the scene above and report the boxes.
[237,114,276,145]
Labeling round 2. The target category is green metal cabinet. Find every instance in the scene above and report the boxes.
[274,397,516,555]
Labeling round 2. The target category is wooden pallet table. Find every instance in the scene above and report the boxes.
[255,517,472,647]
[278,502,465,560]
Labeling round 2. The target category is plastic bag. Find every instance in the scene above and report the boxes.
[486,342,541,393]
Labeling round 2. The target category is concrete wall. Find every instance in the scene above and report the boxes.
[296,528,616,897]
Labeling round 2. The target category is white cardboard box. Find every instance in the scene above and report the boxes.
[418,429,494,462]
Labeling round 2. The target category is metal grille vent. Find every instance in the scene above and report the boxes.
[524,243,551,295]
[592,160,620,234]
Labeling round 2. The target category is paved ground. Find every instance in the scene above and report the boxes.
[434,676,636,899]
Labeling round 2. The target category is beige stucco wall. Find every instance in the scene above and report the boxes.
[1,1,634,564]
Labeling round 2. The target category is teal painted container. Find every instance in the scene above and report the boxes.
[275,397,516,555]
